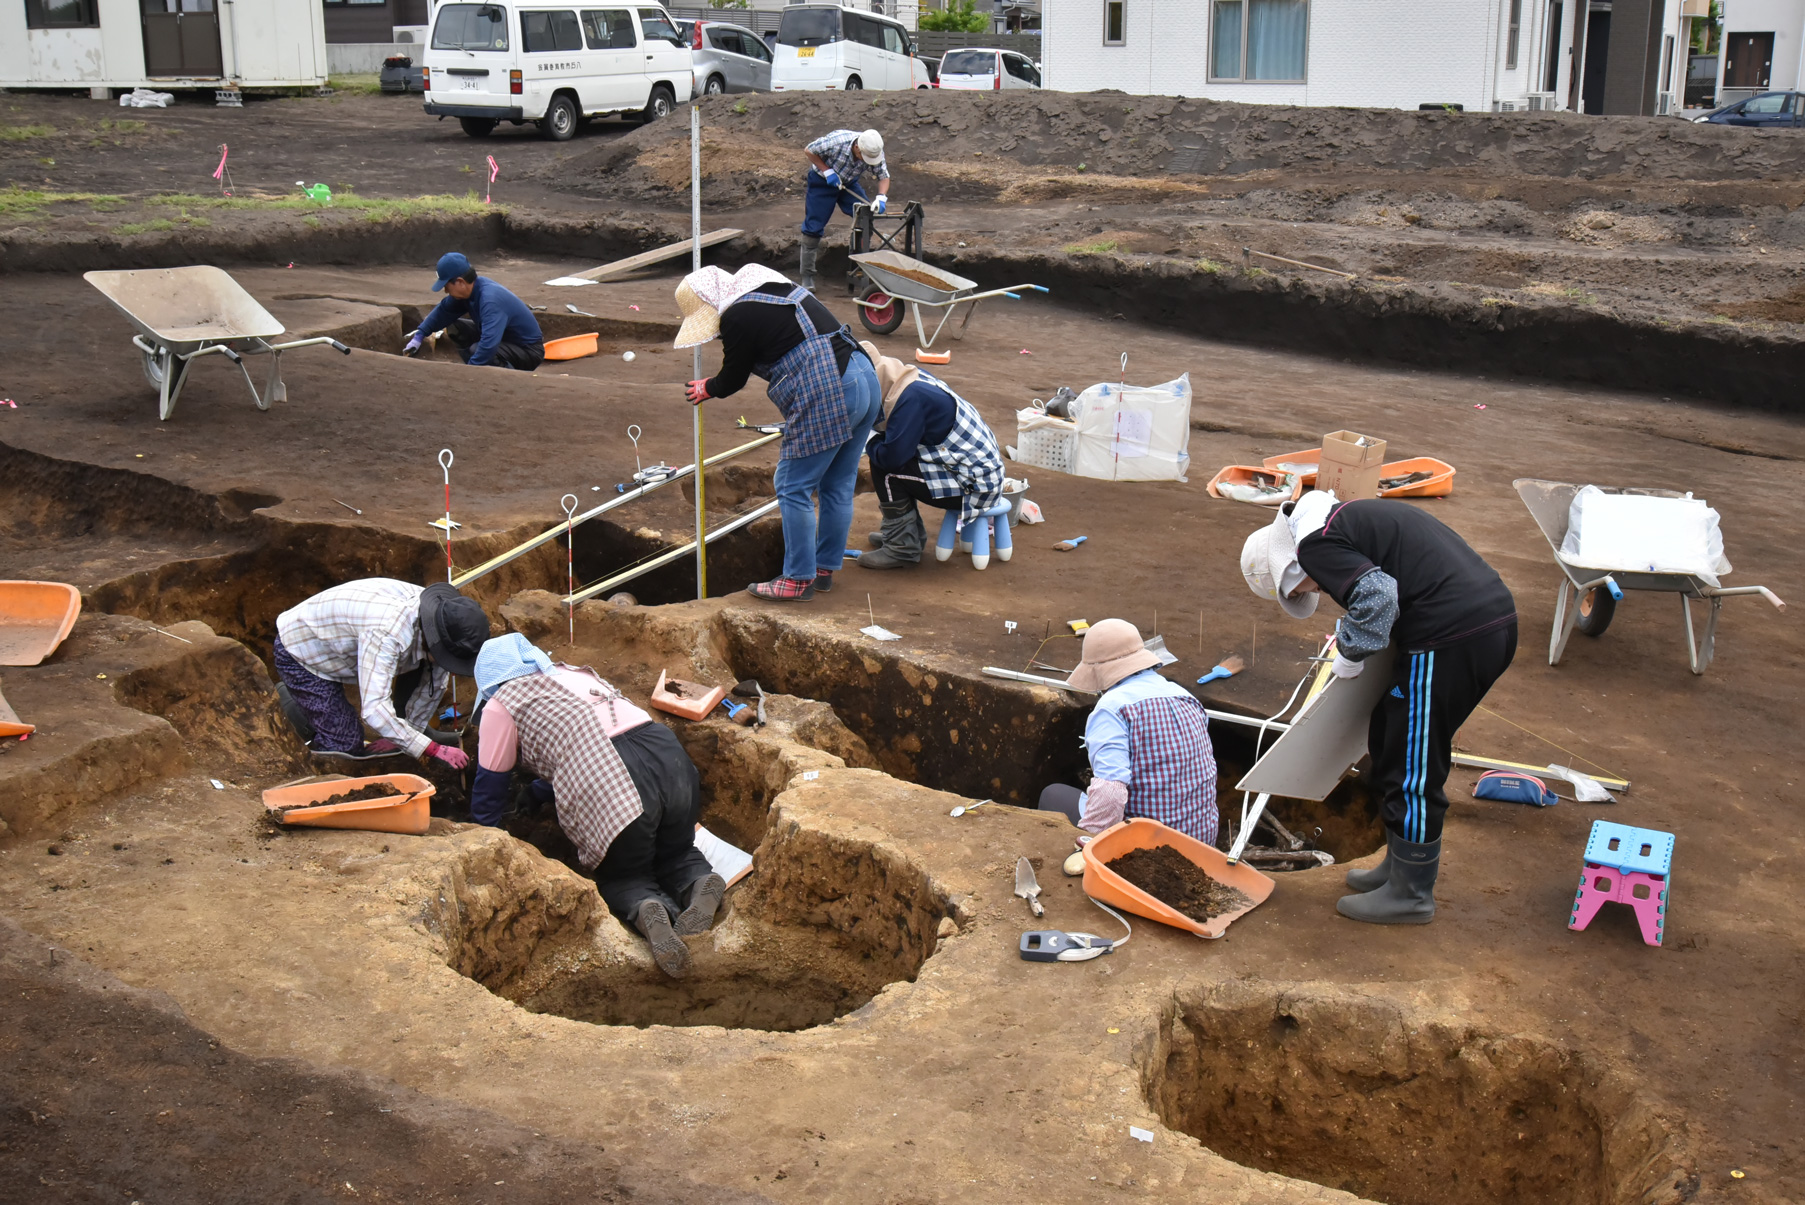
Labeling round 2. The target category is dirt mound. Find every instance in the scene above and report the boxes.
[543,91,1805,209]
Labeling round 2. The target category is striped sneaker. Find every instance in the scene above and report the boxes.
[746,576,815,602]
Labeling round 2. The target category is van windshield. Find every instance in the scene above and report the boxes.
[778,7,840,47]
[940,49,997,74]
[432,3,509,50]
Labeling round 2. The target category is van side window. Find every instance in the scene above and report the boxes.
[708,27,742,54]
[522,9,583,52]
[881,23,908,55]
[637,7,681,44]
[845,12,884,48]
[582,8,637,48]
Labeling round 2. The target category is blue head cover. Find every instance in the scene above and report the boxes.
[433,251,472,292]
[474,633,553,703]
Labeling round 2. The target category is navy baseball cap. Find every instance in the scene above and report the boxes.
[432,251,472,292]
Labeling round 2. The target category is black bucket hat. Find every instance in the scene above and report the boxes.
[418,583,487,678]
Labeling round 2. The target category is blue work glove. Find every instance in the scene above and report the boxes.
[873,195,887,215]
[820,167,841,188]
[403,330,424,355]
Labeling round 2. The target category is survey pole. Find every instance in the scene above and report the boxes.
[691,102,707,599]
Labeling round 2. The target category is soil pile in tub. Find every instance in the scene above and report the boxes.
[277,784,398,811]
[1105,845,1252,921]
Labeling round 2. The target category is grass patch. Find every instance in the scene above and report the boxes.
[144,188,493,221]
[0,124,57,141]
[0,185,125,218]
[95,119,148,135]
[1524,282,1597,304]
[115,218,177,236]
[326,74,384,96]
[1064,239,1120,255]
[1195,258,1224,274]
[732,100,748,115]
[1245,266,1268,277]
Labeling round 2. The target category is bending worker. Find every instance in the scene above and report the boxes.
[798,128,888,290]
[272,578,486,769]
[470,634,724,979]
[1038,619,1219,844]
[679,263,881,602]
[856,342,1005,571]
[1241,492,1517,925]
[405,252,545,371]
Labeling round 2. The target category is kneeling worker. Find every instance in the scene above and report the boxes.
[1241,492,1517,925]
[858,343,1005,570]
[799,128,889,290]
[1038,619,1219,844]
[273,577,486,769]
[470,634,725,978]
[405,252,545,371]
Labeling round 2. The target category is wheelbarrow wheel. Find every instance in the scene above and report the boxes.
[1575,586,1615,637]
[858,288,905,335]
[141,347,189,396]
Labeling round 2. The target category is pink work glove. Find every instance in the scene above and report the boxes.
[685,379,711,405]
[426,741,469,770]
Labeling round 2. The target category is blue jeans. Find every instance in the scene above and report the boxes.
[801,170,866,237]
[772,353,881,582]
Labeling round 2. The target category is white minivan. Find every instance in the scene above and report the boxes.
[771,4,930,92]
[424,1,694,140]
[936,47,1041,91]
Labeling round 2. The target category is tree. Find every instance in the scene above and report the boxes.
[918,0,990,33]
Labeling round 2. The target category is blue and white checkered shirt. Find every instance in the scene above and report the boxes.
[913,372,1004,528]
[807,129,889,191]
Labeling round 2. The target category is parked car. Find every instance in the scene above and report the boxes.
[1684,53,1718,110]
[918,54,941,87]
[423,1,693,140]
[690,19,773,94]
[1694,90,1805,126]
[771,3,925,91]
[935,47,1040,91]
[380,53,425,93]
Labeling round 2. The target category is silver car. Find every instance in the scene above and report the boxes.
[690,20,773,95]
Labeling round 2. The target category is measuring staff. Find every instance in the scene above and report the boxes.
[798,128,889,291]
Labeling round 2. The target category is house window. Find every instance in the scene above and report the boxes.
[1104,0,1124,45]
[25,0,100,27]
[1543,0,1563,92]
[1505,0,1522,68]
[1210,0,1307,80]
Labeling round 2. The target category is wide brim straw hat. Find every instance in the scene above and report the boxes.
[1067,618,1162,694]
[673,264,792,349]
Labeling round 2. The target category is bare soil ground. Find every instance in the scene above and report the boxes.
[1,86,1802,1205]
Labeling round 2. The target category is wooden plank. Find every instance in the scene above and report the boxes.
[569,229,744,282]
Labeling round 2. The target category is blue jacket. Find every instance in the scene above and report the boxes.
[417,277,544,367]
[867,378,956,473]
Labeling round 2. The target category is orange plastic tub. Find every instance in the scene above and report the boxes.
[1206,465,1303,506]
[262,773,434,835]
[0,581,82,666]
[544,332,599,361]
[1260,448,1321,488]
[650,669,727,721]
[1378,456,1456,497]
[1082,817,1275,939]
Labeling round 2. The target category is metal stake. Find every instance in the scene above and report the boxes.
[561,493,578,645]
[438,448,454,583]
[691,102,707,599]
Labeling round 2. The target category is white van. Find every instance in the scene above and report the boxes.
[936,47,1041,91]
[424,2,694,140]
[771,4,930,92]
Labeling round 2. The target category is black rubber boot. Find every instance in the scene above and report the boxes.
[798,234,821,291]
[1344,848,1391,893]
[635,899,691,977]
[674,873,726,936]
[1336,834,1439,925]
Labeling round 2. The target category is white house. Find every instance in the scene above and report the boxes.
[1714,0,1805,102]
[1042,0,1687,114]
[1,0,328,94]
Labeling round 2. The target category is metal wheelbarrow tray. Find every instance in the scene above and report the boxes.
[849,249,1048,349]
[1514,478,1786,675]
[85,266,352,420]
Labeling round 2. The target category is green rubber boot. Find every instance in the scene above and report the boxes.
[1336,834,1438,925]
[1344,848,1391,893]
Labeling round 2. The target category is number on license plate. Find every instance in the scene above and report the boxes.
[797,46,815,57]
[460,76,481,89]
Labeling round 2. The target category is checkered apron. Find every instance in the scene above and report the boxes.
[913,373,1005,528]
[1119,693,1219,844]
[491,673,644,870]
[751,287,853,460]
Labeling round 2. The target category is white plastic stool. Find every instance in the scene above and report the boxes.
[936,499,1013,570]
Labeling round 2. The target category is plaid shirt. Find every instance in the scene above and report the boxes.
[275,578,445,758]
[1087,670,1218,844]
[490,671,644,870]
[913,372,1004,528]
[807,129,889,191]
[751,286,852,459]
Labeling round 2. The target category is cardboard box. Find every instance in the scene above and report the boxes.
[1316,429,1387,500]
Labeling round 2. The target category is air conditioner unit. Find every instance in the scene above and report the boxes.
[1493,100,1519,111]
[1526,92,1557,110]
[1656,90,1675,115]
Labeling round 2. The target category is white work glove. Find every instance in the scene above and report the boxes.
[403,330,424,355]
[820,167,841,188]
[1330,652,1364,679]
[873,194,887,214]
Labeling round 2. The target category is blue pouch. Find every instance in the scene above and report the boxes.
[1473,770,1559,807]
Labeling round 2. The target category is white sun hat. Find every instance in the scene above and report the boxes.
[673,263,792,349]
[1240,490,1337,619]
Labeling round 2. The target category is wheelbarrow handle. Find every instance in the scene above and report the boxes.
[1602,576,1623,601]
[331,340,351,355]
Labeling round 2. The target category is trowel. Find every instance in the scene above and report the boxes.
[1014,857,1045,917]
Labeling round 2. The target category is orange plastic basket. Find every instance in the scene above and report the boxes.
[650,669,726,721]
[1206,464,1303,506]
[543,332,599,361]
[1082,817,1275,938]
[0,580,82,666]
[1378,456,1455,497]
[262,773,434,835]
[1260,448,1322,488]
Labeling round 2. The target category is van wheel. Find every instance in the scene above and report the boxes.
[540,94,579,141]
[459,117,497,138]
[845,75,862,90]
[639,83,675,123]
[704,74,726,96]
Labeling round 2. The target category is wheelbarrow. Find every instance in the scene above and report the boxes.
[1514,478,1786,675]
[849,249,1048,348]
[85,266,351,420]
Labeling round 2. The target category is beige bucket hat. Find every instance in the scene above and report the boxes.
[1068,618,1162,694]
[673,264,791,349]
[1240,492,1335,619]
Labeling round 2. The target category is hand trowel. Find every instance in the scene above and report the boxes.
[1014,856,1045,917]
